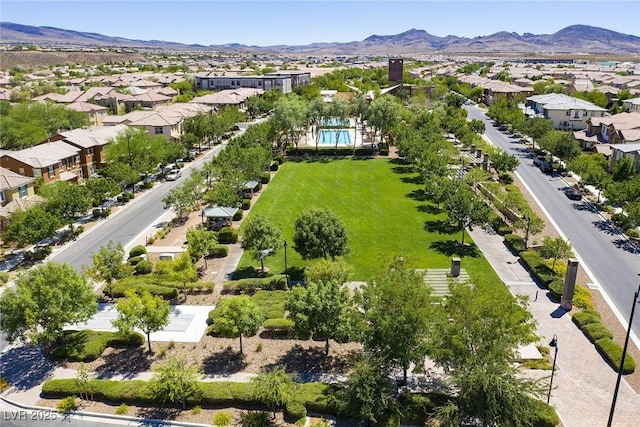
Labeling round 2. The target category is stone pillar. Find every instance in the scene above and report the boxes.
[451,257,461,277]
[483,153,490,171]
[470,145,476,155]
[561,258,579,310]
[476,148,482,159]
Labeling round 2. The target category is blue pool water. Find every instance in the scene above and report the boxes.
[318,129,352,145]
[322,117,351,127]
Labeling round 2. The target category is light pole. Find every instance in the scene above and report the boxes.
[283,240,289,288]
[126,134,135,193]
[524,214,532,250]
[547,334,558,404]
[607,282,640,427]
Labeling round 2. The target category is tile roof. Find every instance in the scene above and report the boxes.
[1,141,80,168]
[58,124,128,148]
[0,166,35,190]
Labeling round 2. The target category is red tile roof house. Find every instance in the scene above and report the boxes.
[49,124,129,178]
[0,141,81,184]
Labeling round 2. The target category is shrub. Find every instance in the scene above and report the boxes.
[547,278,564,300]
[274,155,284,165]
[241,411,273,427]
[260,172,270,184]
[573,285,595,310]
[285,400,307,422]
[222,275,287,294]
[191,405,202,415]
[528,398,560,427]
[213,411,232,426]
[497,225,513,236]
[504,234,525,254]
[129,245,147,258]
[270,162,279,172]
[582,322,614,343]
[572,309,602,327]
[626,227,640,238]
[217,227,238,244]
[115,403,129,415]
[209,245,229,258]
[242,199,251,210]
[595,338,636,374]
[0,377,8,392]
[135,260,153,275]
[128,256,143,266]
[263,318,295,331]
[108,280,179,300]
[0,271,9,284]
[50,330,144,362]
[57,396,78,412]
[233,210,243,221]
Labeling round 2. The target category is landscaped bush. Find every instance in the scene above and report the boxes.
[242,199,251,210]
[527,398,561,427]
[241,411,273,427]
[251,290,287,318]
[504,234,526,254]
[129,245,147,258]
[595,338,636,374]
[135,260,153,275]
[0,271,10,284]
[209,245,229,258]
[213,411,233,426]
[270,162,279,172]
[573,285,595,310]
[128,256,143,266]
[285,400,307,422]
[107,280,179,300]
[57,396,78,412]
[519,250,557,287]
[222,275,287,294]
[497,225,513,236]
[547,278,564,300]
[582,322,614,343]
[217,227,238,244]
[92,208,111,219]
[0,377,8,392]
[233,210,243,221]
[50,330,144,362]
[263,318,295,331]
[572,309,602,327]
[260,172,270,184]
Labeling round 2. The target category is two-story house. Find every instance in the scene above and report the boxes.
[0,141,81,184]
[525,93,608,131]
[573,111,640,150]
[0,166,42,232]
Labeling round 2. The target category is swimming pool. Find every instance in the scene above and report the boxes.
[317,129,352,145]
[322,117,351,127]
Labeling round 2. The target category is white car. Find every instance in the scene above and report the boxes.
[165,169,182,181]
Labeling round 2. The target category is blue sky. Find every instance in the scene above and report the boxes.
[1,1,639,46]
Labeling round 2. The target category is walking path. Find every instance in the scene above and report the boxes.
[469,226,640,427]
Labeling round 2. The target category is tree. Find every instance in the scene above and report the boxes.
[211,295,265,354]
[251,366,295,419]
[2,206,61,247]
[43,181,93,228]
[172,252,198,292]
[85,177,121,210]
[491,150,519,173]
[203,181,241,207]
[241,215,282,271]
[149,354,202,409]
[163,183,199,220]
[0,262,97,348]
[569,153,611,202]
[112,289,170,353]
[443,182,492,245]
[86,240,132,287]
[367,95,402,143]
[360,257,436,383]
[292,208,349,261]
[304,259,353,286]
[285,278,353,355]
[186,227,217,268]
[429,283,542,427]
[341,356,399,427]
[539,236,573,270]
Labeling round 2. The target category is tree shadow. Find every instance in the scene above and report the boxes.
[424,219,458,234]
[0,344,56,390]
[94,347,152,379]
[136,406,181,425]
[612,238,640,254]
[417,204,442,215]
[592,220,622,236]
[430,240,480,258]
[400,175,424,185]
[407,189,428,202]
[201,346,248,376]
[266,344,358,375]
[230,266,270,280]
[284,266,306,282]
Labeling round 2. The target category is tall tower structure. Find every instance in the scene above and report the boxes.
[388,58,404,85]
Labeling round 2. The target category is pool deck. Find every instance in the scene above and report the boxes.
[300,122,376,148]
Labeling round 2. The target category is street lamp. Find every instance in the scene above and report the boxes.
[547,334,558,404]
[283,240,289,288]
[607,282,640,427]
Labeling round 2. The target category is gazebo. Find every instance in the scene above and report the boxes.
[201,205,239,231]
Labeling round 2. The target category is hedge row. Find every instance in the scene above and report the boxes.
[50,330,144,362]
[222,275,288,294]
[107,277,216,299]
[208,245,229,258]
[518,250,563,300]
[573,310,636,374]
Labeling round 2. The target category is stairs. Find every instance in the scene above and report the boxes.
[417,268,470,297]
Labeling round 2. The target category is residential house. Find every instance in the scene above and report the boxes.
[573,111,640,151]
[622,97,640,113]
[0,166,44,231]
[609,143,640,174]
[49,124,129,178]
[525,93,608,131]
[194,74,296,93]
[0,141,81,184]
[66,102,109,126]
[190,88,263,111]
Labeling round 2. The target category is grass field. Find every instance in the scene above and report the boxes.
[237,158,501,285]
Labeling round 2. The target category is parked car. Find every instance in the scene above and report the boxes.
[498,124,508,131]
[165,169,182,181]
[539,161,553,174]
[565,187,582,200]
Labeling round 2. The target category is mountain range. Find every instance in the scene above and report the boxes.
[1,22,640,54]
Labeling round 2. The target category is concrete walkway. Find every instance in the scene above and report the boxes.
[469,226,640,427]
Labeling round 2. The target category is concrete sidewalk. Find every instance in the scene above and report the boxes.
[469,226,640,427]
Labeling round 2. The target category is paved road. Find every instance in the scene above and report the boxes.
[466,105,640,341]
[50,142,228,272]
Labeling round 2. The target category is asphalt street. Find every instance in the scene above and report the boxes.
[465,105,640,342]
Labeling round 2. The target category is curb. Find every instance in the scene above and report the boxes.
[0,395,210,427]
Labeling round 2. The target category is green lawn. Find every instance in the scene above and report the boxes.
[238,158,501,285]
